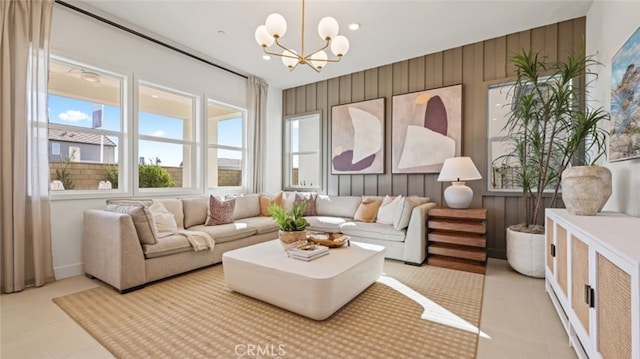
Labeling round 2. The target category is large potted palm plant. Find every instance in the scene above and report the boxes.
[503,50,609,277]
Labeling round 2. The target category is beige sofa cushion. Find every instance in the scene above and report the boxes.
[188,223,257,244]
[230,194,260,220]
[143,234,192,259]
[339,222,406,242]
[281,191,296,211]
[235,217,279,235]
[305,216,352,233]
[315,195,361,218]
[182,196,209,228]
[105,203,158,245]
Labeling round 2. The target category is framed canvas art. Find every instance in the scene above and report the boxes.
[610,25,640,162]
[331,98,385,174]
[391,84,462,173]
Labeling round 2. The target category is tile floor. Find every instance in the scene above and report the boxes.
[1,258,576,359]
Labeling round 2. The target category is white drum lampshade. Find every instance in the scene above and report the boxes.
[437,157,482,209]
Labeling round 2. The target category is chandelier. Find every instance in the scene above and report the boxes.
[254,0,350,72]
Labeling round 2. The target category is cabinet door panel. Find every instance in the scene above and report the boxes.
[546,217,555,274]
[597,254,631,359]
[571,235,589,334]
[557,225,568,296]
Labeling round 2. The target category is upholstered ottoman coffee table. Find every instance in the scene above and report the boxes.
[222,239,385,320]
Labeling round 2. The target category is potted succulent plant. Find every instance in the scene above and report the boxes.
[502,49,609,277]
[268,200,309,249]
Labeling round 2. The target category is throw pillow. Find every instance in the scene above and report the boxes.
[393,196,430,230]
[281,192,296,212]
[149,200,178,238]
[105,203,158,245]
[205,195,236,226]
[295,192,317,216]
[259,191,283,216]
[376,195,403,225]
[354,198,383,223]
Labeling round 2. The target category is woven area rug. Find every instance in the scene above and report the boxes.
[53,260,484,358]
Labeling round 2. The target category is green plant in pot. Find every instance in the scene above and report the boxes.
[502,49,609,277]
[268,200,309,250]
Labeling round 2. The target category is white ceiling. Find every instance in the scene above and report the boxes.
[72,0,594,90]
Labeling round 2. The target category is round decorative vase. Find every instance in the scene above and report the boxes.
[279,230,307,250]
[561,166,612,216]
[506,227,545,278]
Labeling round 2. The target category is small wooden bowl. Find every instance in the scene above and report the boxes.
[309,232,349,248]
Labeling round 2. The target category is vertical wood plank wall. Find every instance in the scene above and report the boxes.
[282,18,585,259]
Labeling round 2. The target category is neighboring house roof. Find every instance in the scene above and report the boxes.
[218,158,241,170]
[49,128,116,147]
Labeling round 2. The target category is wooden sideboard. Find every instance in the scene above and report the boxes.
[545,208,640,359]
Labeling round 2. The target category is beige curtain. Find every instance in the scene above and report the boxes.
[0,0,55,293]
[247,76,269,193]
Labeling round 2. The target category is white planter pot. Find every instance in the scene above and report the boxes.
[506,227,545,278]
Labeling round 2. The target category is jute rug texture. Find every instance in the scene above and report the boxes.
[53,260,484,358]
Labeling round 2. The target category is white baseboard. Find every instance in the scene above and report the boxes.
[54,262,83,280]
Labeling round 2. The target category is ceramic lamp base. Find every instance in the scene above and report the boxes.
[444,181,473,209]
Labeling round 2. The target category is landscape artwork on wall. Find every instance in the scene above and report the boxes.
[391,84,462,173]
[331,98,385,174]
[610,25,640,162]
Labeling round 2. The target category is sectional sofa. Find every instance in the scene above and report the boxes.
[82,193,436,292]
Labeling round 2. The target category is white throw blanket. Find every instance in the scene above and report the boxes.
[177,230,215,251]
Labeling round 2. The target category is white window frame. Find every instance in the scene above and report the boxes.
[48,56,127,198]
[135,80,201,196]
[283,111,323,192]
[205,99,248,195]
[487,76,565,193]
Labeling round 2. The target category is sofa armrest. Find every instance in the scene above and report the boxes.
[83,209,146,292]
[403,202,437,264]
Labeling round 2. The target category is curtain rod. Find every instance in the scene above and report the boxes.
[54,0,248,80]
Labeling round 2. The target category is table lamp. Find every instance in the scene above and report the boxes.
[437,157,482,209]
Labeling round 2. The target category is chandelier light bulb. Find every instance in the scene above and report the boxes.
[265,13,287,38]
[254,25,274,47]
[330,35,350,57]
[310,50,328,70]
[282,49,299,69]
[317,17,339,40]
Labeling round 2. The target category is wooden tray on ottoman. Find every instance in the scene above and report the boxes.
[307,232,350,248]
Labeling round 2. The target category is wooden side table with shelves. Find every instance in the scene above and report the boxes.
[427,207,487,274]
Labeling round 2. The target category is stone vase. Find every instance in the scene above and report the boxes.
[506,227,545,278]
[561,166,612,216]
[279,230,307,250]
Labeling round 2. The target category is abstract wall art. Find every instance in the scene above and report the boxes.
[331,98,385,174]
[391,84,462,173]
[610,25,640,162]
